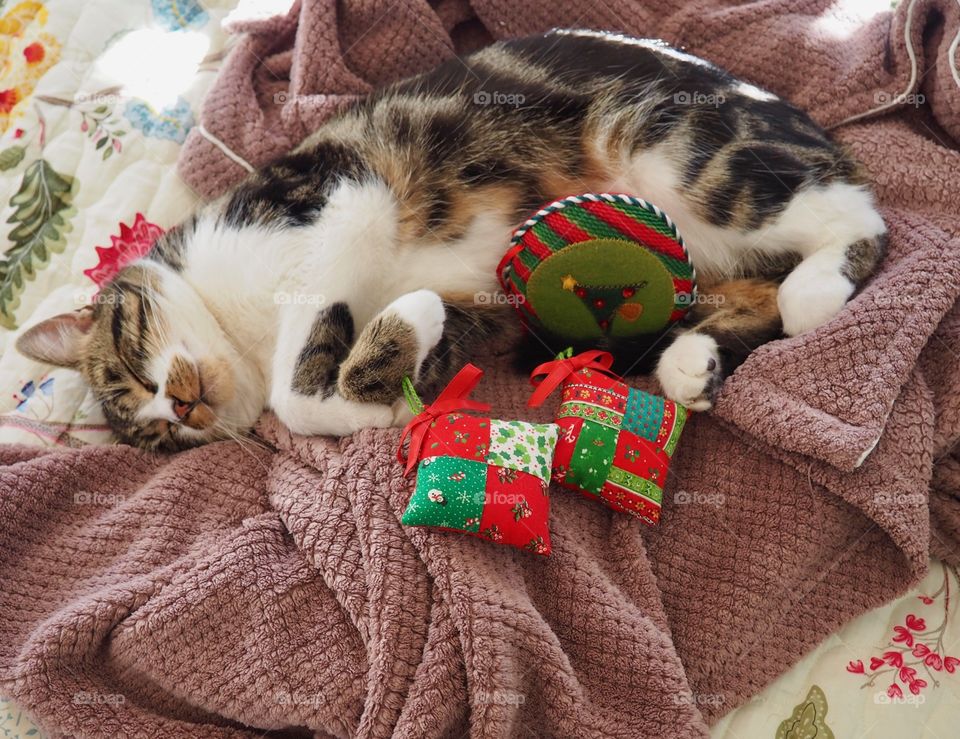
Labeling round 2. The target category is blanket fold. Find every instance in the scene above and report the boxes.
[718,210,960,470]
[3,0,960,737]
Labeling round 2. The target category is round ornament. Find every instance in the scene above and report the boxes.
[497,193,696,341]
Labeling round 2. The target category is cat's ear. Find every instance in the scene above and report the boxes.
[16,306,95,368]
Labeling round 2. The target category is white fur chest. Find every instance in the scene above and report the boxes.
[184,177,509,344]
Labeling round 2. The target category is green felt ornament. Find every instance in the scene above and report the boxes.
[497,193,696,341]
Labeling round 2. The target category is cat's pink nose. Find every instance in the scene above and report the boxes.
[172,397,195,419]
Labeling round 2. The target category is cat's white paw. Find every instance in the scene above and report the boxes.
[656,333,721,411]
[384,289,445,369]
[778,269,854,337]
[271,391,395,436]
[349,402,397,432]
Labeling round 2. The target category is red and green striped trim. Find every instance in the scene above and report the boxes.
[497,193,697,318]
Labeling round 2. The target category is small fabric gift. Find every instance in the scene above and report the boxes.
[398,364,559,554]
[528,350,688,525]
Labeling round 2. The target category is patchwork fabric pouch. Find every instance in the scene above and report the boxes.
[527,350,688,525]
[398,364,559,554]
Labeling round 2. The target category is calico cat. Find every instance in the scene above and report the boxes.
[16,29,886,451]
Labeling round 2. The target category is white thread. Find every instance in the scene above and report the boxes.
[831,0,920,128]
[949,0,960,90]
[196,124,256,173]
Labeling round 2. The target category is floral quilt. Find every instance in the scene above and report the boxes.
[0,2,957,738]
[0,0,235,447]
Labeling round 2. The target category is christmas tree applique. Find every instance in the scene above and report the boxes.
[561,273,648,332]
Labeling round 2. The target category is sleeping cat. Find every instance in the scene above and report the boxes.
[15,30,886,451]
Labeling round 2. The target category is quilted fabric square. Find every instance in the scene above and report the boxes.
[402,453,553,553]
[398,365,559,555]
[417,412,492,464]
[486,419,556,483]
[529,350,688,525]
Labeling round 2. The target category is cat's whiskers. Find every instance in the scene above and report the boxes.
[210,418,271,471]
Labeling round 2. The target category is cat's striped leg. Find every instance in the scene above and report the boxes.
[339,291,511,407]
[269,301,397,436]
[338,289,446,406]
[656,279,782,410]
[767,183,887,336]
[777,231,887,336]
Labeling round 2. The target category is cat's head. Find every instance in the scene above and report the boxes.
[15,262,265,451]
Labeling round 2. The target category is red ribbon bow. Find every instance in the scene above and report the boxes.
[397,363,491,475]
[527,350,616,408]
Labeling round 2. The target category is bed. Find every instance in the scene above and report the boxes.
[2,1,959,737]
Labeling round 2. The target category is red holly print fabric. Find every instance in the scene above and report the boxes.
[416,412,491,463]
